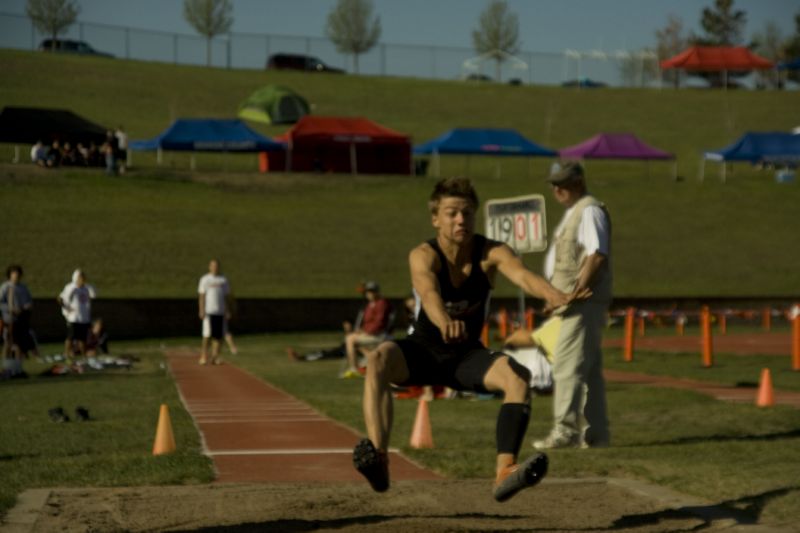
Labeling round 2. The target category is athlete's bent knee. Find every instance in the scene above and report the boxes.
[366,342,394,372]
[501,356,531,400]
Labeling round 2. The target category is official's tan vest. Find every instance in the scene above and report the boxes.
[551,195,612,308]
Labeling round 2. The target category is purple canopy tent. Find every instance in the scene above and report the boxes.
[559,133,677,180]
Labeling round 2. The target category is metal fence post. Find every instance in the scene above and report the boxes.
[528,52,533,84]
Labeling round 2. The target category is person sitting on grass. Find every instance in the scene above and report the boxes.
[340,281,392,379]
[86,318,109,357]
[287,281,392,373]
[502,316,563,394]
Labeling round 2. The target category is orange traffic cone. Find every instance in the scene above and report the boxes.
[756,368,774,408]
[409,398,434,449]
[152,404,177,455]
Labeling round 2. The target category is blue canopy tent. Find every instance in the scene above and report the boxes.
[413,127,556,177]
[130,118,284,169]
[701,132,800,182]
[777,58,800,70]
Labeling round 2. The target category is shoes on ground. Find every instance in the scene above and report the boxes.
[493,452,548,502]
[198,357,208,365]
[212,357,223,365]
[48,406,70,423]
[353,438,390,492]
[75,406,90,421]
[532,432,581,450]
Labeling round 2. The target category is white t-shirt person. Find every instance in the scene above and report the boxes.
[544,204,610,280]
[198,273,230,316]
[59,283,97,324]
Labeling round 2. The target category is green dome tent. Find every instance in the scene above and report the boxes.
[238,85,310,125]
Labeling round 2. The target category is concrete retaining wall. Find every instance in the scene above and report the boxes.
[26,296,800,343]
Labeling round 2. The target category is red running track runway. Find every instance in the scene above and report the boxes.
[166,350,440,484]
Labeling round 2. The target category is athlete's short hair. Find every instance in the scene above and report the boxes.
[428,177,479,214]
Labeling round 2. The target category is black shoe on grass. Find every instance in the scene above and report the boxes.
[353,438,389,492]
[493,452,548,502]
[48,407,70,423]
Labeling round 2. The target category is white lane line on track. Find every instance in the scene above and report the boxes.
[208,448,401,456]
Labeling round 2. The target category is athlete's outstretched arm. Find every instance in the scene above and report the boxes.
[409,244,466,343]
[490,242,570,309]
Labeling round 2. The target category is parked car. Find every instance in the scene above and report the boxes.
[266,53,344,73]
[38,39,113,58]
[561,78,607,88]
[463,73,493,82]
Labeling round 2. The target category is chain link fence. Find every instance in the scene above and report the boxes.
[1,11,653,86]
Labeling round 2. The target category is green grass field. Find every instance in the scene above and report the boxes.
[2,49,799,299]
[2,332,798,526]
[2,50,799,529]
[0,340,214,515]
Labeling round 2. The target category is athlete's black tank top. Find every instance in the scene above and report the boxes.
[412,234,492,346]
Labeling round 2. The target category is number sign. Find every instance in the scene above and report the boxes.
[485,194,547,254]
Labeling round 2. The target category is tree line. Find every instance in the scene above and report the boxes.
[26,0,800,85]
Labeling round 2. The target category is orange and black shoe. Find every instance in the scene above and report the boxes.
[493,452,548,502]
[353,438,390,492]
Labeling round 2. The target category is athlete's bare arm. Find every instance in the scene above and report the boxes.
[486,241,571,309]
[409,243,466,343]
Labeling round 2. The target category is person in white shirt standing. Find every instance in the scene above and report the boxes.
[58,269,97,359]
[198,259,232,365]
[532,162,612,450]
[115,126,128,175]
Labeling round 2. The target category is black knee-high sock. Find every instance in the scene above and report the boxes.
[496,402,531,456]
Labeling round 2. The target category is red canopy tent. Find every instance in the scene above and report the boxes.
[261,116,412,175]
[660,46,774,71]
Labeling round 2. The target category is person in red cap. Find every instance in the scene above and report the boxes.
[340,281,393,378]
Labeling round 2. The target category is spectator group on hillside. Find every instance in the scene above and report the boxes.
[31,127,128,175]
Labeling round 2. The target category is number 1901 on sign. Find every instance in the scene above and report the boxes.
[485,195,547,254]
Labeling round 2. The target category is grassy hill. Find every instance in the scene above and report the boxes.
[1,49,799,298]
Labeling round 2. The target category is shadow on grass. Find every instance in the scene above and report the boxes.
[610,485,800,530]
[637,428,800,447]
[7,370,162,387]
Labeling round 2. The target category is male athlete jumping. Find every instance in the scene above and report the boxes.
[353,177,582,501]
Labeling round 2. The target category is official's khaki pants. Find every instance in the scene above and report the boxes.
[550,301,610,444]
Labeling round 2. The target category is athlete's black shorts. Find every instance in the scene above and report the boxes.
[67,322,90,343]
[206,314,224,340]
[11,311,36,352]
[394,336,501,393]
